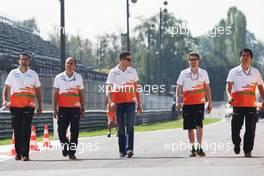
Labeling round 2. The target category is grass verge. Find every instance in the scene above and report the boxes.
[0,118,222,145]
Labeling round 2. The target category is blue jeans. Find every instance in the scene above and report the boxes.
[116,102,135,154]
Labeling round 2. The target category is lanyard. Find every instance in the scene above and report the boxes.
[242,67,251,76]
[189,72,199,80]
[61,74,76,82]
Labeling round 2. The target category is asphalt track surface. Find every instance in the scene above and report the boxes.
[0,118,264,176]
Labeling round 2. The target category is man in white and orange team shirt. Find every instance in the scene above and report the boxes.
[176,51,212,157]
[106,51,142,158]
[2,53,42,161]
[226,48,264,157]
[105,95,117,138]
[53,57,85,160]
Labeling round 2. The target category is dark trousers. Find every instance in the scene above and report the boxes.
[10,107,34,157]
[57,107,80,156]
[231,107,257,153]
[116,102,135,154]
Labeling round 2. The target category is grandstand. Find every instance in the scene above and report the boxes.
[0,13,106,81]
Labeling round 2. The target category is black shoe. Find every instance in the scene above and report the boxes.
[197,148,206,157]
[189,148,197,157]
[119,152,126,158]
[15,155,21,161]
[22,156,30,161]
[245,152,252,158]
[234,145,240,155]
[127,151,134,158]
[68,155,77,160]
[107,133,111,138]
[62,149,68,157]
[62,144,69,157]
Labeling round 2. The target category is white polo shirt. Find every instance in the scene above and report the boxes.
[53,71,84,107]
[177,67,210,105]
[5,68,41,108]
[226,65,263,107]
[106,66,139,104]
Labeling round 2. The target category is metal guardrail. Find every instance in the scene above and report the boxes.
[0,110,175,139]
[0,71,174,139]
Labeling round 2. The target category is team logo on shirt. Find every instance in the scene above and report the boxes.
[235,71,243,77]
[183,83,206,105]
[231,83,257,107]
[58,86,82,107]
[10,86,36,107]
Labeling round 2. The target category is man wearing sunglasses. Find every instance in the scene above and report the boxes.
[53,57,85,160]
[226,48,264,157]
[176,51,212,157]
[106,51,142,158]
[2,53,42,161]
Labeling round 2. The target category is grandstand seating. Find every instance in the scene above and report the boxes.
[0,15,106,81]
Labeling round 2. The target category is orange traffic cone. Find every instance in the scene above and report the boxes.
[30,126,40,151]
[42,125,52,148]
[9,130,16,156]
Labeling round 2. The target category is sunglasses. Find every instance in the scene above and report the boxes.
[189,59,199,61]
[20,58,29,61]
[241,54,251,58]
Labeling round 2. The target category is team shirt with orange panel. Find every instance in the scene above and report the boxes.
[106,66,139,104]
[53,71,84,108]
[177,68,210,105]
[5,68,41,108]
[226,65,263,107]
[106,104,116,123]
[107,110,116,123]
[106,91,116,123]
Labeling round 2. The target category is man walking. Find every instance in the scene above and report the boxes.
[226,48,264,157]
[106,51,142,158]
[176,51,212,157]
[2,53,42,161]
[53,57,85,160]
[106,95,117,138]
